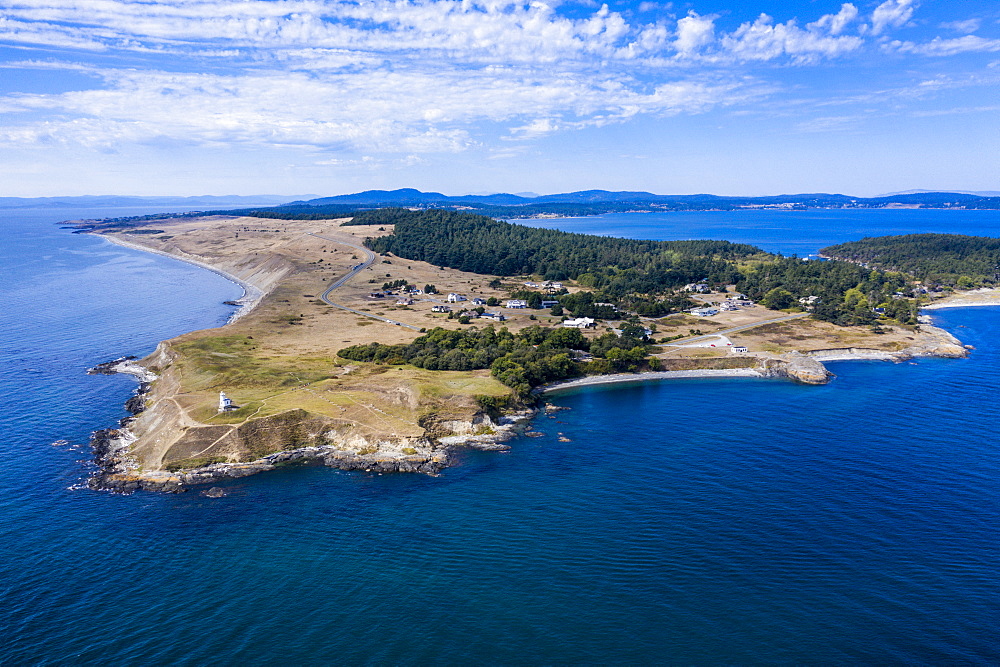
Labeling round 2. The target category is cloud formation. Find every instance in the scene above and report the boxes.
[0,0,989,161]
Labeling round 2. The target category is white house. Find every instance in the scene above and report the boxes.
[447,293,467,303]
[431,305,452,313]
[690,307,719,317]
[541,300,559,309]
[505,299,528,309]
[471,297,487,305]
[481,312,506,322]
[524,282,539,288]
[218,391,238,413]
[732,346,749,354]
[562,317,596,328]
[396,297,414,306]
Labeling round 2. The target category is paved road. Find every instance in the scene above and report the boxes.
[308,232,422,331]
[663,312,810,347]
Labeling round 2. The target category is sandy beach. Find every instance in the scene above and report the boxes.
[541,368,766,394]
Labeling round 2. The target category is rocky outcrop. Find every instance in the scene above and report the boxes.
[760,354,832,385]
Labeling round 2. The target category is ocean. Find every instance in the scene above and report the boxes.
[1,208,998,664]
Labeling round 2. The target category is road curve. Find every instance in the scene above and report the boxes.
[308,232,422,331]
[663,312,810,346]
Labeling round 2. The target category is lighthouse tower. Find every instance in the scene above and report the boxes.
[219,391,235,412]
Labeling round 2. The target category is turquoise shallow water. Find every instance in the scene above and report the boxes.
[1,209,999,664]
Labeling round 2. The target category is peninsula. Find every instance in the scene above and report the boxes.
[81,211,971,493]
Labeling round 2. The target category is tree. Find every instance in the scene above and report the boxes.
[761,287,795,310]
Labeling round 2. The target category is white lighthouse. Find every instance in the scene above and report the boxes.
[218,391,236,412]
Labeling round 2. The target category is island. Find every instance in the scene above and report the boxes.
[78,211,974,493]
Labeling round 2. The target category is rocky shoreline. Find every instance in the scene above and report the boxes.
[86,356,537,493]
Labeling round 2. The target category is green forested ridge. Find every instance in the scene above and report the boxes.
[821,234,1000,287]
[360,208,758,289]
[357,209,921,326]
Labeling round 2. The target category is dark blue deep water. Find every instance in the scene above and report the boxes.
[2,209,999,664]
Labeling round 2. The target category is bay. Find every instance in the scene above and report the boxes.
[517,208,1000,256]
[1,208,998,664]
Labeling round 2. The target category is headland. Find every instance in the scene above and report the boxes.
[78,213,970,492]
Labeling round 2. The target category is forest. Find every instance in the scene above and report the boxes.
[357,209,921,326]
[821,234,1000,287]
[338,325,652,397]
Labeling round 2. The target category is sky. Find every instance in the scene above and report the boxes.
[0,0,998,197]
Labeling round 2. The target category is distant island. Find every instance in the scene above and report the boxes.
[78,208,984,493]
[70,188,1000,227]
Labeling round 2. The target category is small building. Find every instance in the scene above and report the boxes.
[471,297,487,305]
[218,391,238,413]
[481,312,506,322]
[524,282,539,288]
[431,305,452,313]
[799,295,820,305]
[732,346,749,354]
[458,310,480,319]
[447,293,467,303]
[720,301,739,311]
[690,307,719,317]
[541,300,559,309]
[505,299,528,309]
[683,283,710,293]
[562,317,596,328]
[396,297,414,306]
[368,291,385,299]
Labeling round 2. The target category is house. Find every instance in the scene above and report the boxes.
[720,301,739,311]
[562,317,596,328]
[799,295,820,305]
[593,302,617,311]
[481,312,506,322]
[690,307,719,317]
[683,283,710,293]
[458,310,480,319]
[505,299,528,309]
[218,391,238,413]
[524,282,539,288]
[541,300,559,309]
[447,293,467,303]
[431,305,452,313]
[368,291,385,298]
[471,297,487,305]
[542,281,563,291]
[732,346,749,353]
[395,297,414,306]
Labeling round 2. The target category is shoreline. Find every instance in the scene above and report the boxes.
[100,233,265,324]
[541,368,767,394]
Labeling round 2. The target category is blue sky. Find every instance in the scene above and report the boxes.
[0,0,997,196]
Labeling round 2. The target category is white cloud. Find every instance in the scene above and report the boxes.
[807,4,858,36]
[941,18,981,34]
[721,13,862,64]
[890,35,1000,56]
[0,66,764,151]
[674,11,715,55]
[870,0,916,36]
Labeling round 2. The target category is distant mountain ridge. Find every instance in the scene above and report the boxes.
[287,188,992,209]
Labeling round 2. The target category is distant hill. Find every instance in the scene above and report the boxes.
[283,189,996,213]
[880,189,1000,197]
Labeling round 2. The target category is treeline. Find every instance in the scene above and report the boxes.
[359,208,927,326]
[821,234,1000,287]
[338,325,651,396]
[359,209,760,293]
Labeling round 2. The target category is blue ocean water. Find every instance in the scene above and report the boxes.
[518,208,1000,256]
[1,209,999,664]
